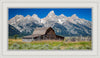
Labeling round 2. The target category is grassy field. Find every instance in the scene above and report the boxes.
[8,39,92,50]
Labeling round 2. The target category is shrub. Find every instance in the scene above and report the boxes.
[41,47,49,50]
[53,46,60,50]
[9,43,20,49]
[40,44,50,50]
[69,47,74,50]
[33,44,41,49]
[39,46,44,50]
[32,44,51,50]
[43,44,50,47]
[64,47,78,50]
[21,43,32,49]
[78,46,84,49]
[86,45,91,49]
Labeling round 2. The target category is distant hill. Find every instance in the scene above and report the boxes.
[8,24,21,36]
[8,10,92,37]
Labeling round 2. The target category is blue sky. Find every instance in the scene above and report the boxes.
[8,8,92,21]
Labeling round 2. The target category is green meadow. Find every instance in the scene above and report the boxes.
[8,38,92,50]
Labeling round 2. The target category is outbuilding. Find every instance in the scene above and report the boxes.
[23,27,64,42]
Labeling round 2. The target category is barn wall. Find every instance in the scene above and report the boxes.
[23,37,34,42]
[23,39,33,42]
[45,28,56,40]
[56,35,64,40]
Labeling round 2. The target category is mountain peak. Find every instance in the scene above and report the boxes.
[15,15,24,17]
[50,10,54,13]
[24,15,32,19]
[32,14,40,20]
[59,14,65,17]
[27,15,31,17]
[25,15,31,18]
[71,14,78,19]
[71,14,77,17]
[32,14,38,17]
[47,10,55,16]
[12,15,24,20]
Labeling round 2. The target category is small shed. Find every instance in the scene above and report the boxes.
[23,27,64,42]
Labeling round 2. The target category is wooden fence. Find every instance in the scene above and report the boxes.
[64,36,92,42]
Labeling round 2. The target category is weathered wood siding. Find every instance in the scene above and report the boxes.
[23,39,33,42]
[56,35,64,40]
[45,28,56,40]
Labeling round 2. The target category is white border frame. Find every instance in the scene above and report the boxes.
[2,3,97,56]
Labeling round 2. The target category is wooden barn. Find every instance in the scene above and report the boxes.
[23,27,64,42]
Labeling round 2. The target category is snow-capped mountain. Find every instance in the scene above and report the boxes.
[8,10,92,36]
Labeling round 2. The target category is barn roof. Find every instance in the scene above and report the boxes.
[32,27,51,35]
[23,27,52,38]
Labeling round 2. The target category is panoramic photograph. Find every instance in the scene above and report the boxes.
[8,8,92,50]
